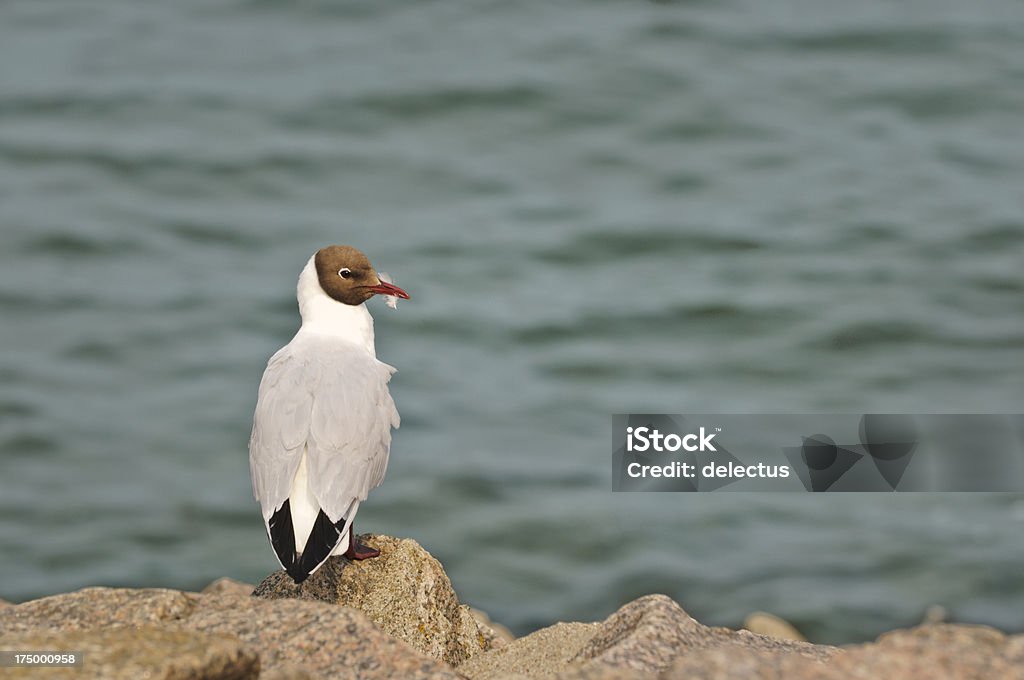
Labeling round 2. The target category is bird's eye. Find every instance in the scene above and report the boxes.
[338,268,352,279]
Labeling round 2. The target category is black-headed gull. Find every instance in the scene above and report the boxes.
[249,245,410,583]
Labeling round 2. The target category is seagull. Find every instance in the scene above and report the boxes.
[248,245,410,583]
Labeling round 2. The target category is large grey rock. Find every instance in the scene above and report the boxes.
[834,624,1024,680]
[458,622,602,680]
[574,595,833,675]
[0,626,257,680]
[190,593,461,680]
[469,606,516,645]
[0,587,460,680]
[0,587,196,633]
[461,595,834,680]
[3,567,1021,680]
[663,646,824,679]
[257,663,316,680]
[253,534,501,666]
[741,611,806,642]
[200,577,255,598]
[668,623,1024,679]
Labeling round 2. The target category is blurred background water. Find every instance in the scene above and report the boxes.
[1,0,1023,644]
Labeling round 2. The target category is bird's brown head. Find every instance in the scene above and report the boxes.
[314,245,410,306]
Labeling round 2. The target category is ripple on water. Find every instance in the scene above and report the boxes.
[61,340,120,364]
[163,220,264,249]
[22,233,141,258]
[835,84,1022,121]
[764,28,961,55]
[961,221,1024,252]
[804,320,933,352]
[515,301,793,345]
[533,229,763,266]
[0,400,38,418]
[1,432,60,457]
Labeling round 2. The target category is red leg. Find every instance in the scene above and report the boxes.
[343,525,380,560]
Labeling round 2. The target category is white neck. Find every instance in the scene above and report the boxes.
[295,255,376,355]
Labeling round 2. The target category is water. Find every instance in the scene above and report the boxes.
[2,0,1023,644]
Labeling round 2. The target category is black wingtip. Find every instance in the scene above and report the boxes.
[267,501,348,584]
[268,500,300,581]
[297,510,348,577]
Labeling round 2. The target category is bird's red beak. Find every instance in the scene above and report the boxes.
[365,281,410,300]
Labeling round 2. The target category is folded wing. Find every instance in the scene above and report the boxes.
[249,336,400,524]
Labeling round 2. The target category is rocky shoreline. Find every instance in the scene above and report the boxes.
[1,535,1021,679]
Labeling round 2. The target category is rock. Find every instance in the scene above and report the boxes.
[0,587,197,633]
[458,622,601,680]
[574,595,833,675]
[202,577,256,598]
[0,626,258,679]
[921,604,948,624]
[3,566,1020,680]
[464,595,834,679]
[668,623,1024,679]
[469,606,515,645]
[666,646,820,679]
[189,593,462,680]
[742,611,806,641]
[472,617,1024,680]
[256,662,316,680]
[552,667,653,680]
[0,598,11,609]
[816,624,1024,680]
[253,534,500,666]
[0,587,461,680]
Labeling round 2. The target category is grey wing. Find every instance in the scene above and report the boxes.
[248,346,313,521]
[305,346,400,522]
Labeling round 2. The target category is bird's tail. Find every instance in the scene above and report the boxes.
[267,502,348,584]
